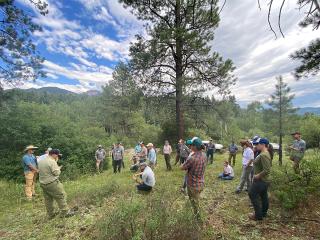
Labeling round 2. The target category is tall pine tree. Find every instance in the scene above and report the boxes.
[120,0,235,139]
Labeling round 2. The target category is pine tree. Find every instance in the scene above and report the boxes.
[268,76,296,166]
[120,0,235,139]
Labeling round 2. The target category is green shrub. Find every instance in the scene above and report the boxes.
[271,150,320,209]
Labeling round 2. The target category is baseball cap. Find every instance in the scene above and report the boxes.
[191,137,202,148]
[186,139,193,145]
[257,138,269,145]
[49,149,62,157]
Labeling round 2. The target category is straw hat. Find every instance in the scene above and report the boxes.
[24,145,38,152]
[146,143,153,147]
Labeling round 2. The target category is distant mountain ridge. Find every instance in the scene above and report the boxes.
[297,107,320,115]
[22,87,101,96]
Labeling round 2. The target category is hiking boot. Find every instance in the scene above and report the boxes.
[248,213,262,221]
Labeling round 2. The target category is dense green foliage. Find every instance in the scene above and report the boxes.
[0,86,319,181]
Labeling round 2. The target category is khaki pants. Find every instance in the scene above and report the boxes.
[228,153,237,166]
[41,180,68,218]
[187,186,202,220]
[25,172,37,199]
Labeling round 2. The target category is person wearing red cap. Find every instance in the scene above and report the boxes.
[289,132,306,173]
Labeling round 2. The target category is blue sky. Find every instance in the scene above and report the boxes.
[15,0,320,107]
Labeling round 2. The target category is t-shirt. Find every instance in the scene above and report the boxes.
[142,166,155,187]
[163,145,172,154]
[112,147,124,161]
[242,147,254,166]
[135,144,142,154]
[139,146,148,160]
[229,144,238,154]
[38,156,61,184]
[95,149,106,160]
[224,165,234,177]
[253,151,271,181]
[179,144,190,158]
[22,154,37,173]
[148,148,157,164]
[292,139,306,153]
[38,153,48,162]
[207,143,215,151]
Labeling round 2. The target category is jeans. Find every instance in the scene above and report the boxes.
[237,165,253,191]
[137,183,152,192]
[228,153,237,166]
[113,160,122,173]
[206,150,214,164]
[164,154,172,170]
[248,180,269,220]
[218,173,234,180]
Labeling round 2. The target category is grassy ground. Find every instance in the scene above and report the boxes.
[0,153,319,240]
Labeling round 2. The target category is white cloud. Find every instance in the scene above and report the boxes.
[213,0,320,107]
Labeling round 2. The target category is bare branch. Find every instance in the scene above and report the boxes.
[268,0,278,38]
[278,0,286,38]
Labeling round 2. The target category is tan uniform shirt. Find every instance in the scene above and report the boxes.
[38,156,61,184]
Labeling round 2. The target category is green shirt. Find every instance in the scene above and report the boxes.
[38,156,61,184]
[253,151,271,181]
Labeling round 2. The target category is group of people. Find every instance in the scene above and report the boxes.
[21,131,306,222]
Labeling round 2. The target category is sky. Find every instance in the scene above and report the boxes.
[13,0,320,107]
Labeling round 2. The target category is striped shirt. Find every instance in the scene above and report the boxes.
[182,151,207,191]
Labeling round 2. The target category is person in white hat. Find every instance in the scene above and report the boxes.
[147,143,156,169]
[22,145,39,200]
[95,145,107,173]
[38,147,53,162]
[132,162,155,192]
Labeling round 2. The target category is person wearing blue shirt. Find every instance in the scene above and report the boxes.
[134,143,142,154]
[147,143,157,169]
[22,145,39,200]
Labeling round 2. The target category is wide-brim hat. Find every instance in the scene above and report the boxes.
[24,145,38,152]
[146,143,153,147]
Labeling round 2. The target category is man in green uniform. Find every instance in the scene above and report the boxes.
[38,149,74,219]
[248,138,271,221]
[289,131,306,173]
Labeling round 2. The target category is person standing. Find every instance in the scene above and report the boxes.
[178,139,190,165]
[147,143,157,169]
[133,162,155,192]
[38,149,74,219]
[112,143,124,173]
[228,141,238,166]
[206,139,215,164]
[163,140,172,171]
[22,145,39,200]
[120,143,125,169]
[289,131,306,173]
[175,140,182,165]
[181,137,206,221]
[134,142,142,155]
[248,138,272,221]
[38,147,52,162]
[236,140,254,194]
[95,145,106,173]
[138,142,148,163]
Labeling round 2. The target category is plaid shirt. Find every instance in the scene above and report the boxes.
[182,151,207,191]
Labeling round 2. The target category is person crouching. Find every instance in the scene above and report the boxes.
[133,162,155,192]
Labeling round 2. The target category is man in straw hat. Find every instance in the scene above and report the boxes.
[146,143,156,169]
[133,162,155,192]
[235,139,254,194]
[38,149,74,219]
[22,145,39,200]
[95,145,106,173]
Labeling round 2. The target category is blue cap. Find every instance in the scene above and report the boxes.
[258,138,269,145]
[186,139,193,145]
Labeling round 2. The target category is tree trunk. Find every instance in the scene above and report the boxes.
[175,0,184,139]
[279,78,283,166]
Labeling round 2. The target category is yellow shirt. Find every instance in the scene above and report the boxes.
[38,156,61,184]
